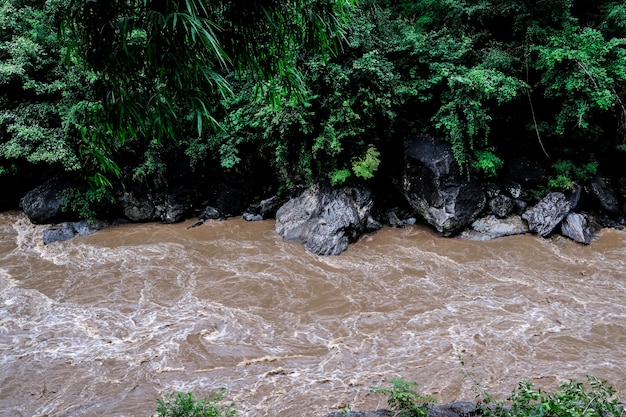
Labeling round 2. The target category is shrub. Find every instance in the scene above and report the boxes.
[152,390,237,417]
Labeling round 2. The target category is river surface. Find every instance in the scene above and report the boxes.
[1,211,626,416]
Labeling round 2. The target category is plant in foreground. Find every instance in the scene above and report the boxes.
[372,375,624,417]
[370,378,435,417]
[480,375,625,417]
[152,390,237,417]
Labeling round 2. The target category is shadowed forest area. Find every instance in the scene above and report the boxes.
[1,0,625,220]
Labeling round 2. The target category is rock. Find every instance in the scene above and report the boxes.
[119,190,158,222]
[43,219,109,245]
[500,178,522,199]
[200,206,221,220]
[158,192,191,224]
[385,209,405,228]
[401,135,485,236]
[588,176,619,213]
[323,402,479,417]
[513,198,528,214]
[488,194,514,218]
[42,224,76,245]
[522,192,571,237]
[20,178,75,224]
[243,195,284,221]
[483,182,501,198]
[459,214,529,240]
[565,184,583,211]
[275,186,380,256]
[561,212,592,244]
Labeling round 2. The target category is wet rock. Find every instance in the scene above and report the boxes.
[158,191,191,224]
[483,182,501,198]
[500,178,522,199]
[187,205,222,228]
[275,186,380,256]
[588,176,619,214]
[489,194,514,218]
[43,220,109,245]
[401,135,485,236]
[522,192,571,237]
[459,214,529,240]
[565,184,583,211]
[119,189,159,222]
[561,212,592,245]
[20,178,75,224]
[513,198,528,214]
[323,402,479,417]
[243,195,284,221]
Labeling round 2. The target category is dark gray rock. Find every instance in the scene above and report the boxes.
[488,194,514,218]
[323,402,479,417]
[564,184,583,211]
[200,206,221,220]
[522,192,571,237]
[513,198,528,214]
[385,209,405,228]
[119,190,158,222]
[42,224,76,245]
[588,176,619,213]
[459,214,529,240]
[20,178,75,224]
[401,135,485,236]
[243,195,284,221]
[483,182,501,198]
[500,178,522,199]
[43,220,109,245]
[158,192,191,224]
[275,186,379,256]
[561,212,592,245]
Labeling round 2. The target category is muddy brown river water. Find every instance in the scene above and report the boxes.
[1,211,626,416]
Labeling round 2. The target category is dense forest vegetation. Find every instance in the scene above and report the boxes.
[1,0,626,219]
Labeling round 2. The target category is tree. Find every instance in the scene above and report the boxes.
[64,0,357,187]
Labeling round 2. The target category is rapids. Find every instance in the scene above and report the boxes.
[1,211,625,416]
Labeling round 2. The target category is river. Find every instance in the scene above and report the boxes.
[1,211,625,416]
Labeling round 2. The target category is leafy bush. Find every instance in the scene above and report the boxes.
[548,158,598,191]
[371,378,434,417]
[480,376,625,417]
[372,375,624,417]
[152,390,237,417]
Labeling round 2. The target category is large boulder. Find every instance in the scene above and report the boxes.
[118,188,191,223]
[561,212,592,245]
[588,176,619,214]
[275,186,380,256]
[459,214,529,241]
[20,178,76,224]
[243,195,285,221]
[522,192,571,236]
[43,220,110,245]
[400,135,485,236]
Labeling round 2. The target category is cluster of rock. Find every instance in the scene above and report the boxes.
[323,402,479,417]
[18,135,625,253]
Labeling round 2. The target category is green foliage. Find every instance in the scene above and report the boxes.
[472,149,504,178]
[548,158,598,191]
[352,145,381,180]
[370,378,435,417]
[63,0,357,186]
[477,376,625,417]
[0,0,90,176]
[152,390,237,417]
[533,26,626,137]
